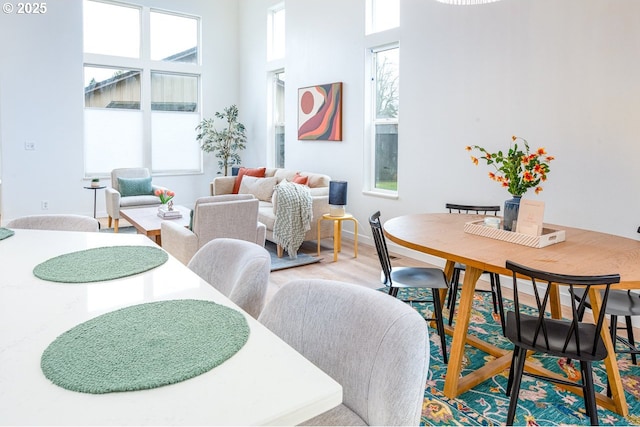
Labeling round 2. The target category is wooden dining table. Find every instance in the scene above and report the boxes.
[384,213,640,417]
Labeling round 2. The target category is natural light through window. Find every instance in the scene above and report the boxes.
[83,0,201,176]
[83,1,140,58]
[367,0,399,34]
[151,11,198,63]
[268,4,285,60]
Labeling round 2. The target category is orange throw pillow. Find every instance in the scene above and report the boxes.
[292,172,309,186]
[232,167,266,194]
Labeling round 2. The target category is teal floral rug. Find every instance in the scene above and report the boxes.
[385,288,640,426]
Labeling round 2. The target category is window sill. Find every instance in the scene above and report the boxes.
[362,190,398,200]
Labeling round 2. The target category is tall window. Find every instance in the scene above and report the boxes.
[267,4,285,168]
[267,4,285,61]
[272,71,286,168]
[366,0,400,34]
[83,0,201,176]
[370,45,399,192]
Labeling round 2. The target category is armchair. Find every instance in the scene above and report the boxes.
[161,194,266,265]
[105,168,164,232]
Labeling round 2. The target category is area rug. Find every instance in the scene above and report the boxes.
[387,288,640,426]
[41,299,249,394]
[265,240,321,271]
[33,246,168,283]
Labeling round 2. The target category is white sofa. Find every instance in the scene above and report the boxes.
[210,168,334,256]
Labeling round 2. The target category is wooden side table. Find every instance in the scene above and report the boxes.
[317,213,358,262]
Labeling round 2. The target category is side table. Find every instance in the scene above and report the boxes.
[83,185,106,218]
[317,213,358,262]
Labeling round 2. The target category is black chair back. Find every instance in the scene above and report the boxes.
[369,211,393,286]
[506,260,620,360]
[446,203,500,215]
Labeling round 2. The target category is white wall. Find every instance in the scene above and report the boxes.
[0,0,239,222]
[2,0,639,243]
[239,0,640,242]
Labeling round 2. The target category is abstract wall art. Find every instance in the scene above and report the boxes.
[297,82,342,141]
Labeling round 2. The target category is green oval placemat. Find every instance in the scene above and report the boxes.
[33,245,168,283]
[41,299,250,394]
[0,227,15,240]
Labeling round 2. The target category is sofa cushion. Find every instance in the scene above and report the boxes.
[292,173,309,186]
[118,177,153,197]
[239,176,278,202]
[232,167,266,194]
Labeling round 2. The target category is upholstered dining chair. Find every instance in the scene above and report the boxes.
[105,167,165,232]
[504,260,620,426]
[369,210,449,363]
[573,288,640,365]
[162,194,266,265]
[445,203,505,334]
[187,238,271,319]
[5,214,99,232]
[258,279,430,426]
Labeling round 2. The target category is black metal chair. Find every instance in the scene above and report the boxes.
[573,288,640,365]
[504,260,620,426]
[445,203,505,334]
[369,211,450,363]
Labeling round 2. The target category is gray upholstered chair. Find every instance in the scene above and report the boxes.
[6,214,99,232]
[162,194,266,265]
[105,168,165,232]
[258,279,430,426]
[187,238,271,318]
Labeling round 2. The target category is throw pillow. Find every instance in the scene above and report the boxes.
[292,172,309,186]
[239,176,278,202]
[118,177,153,197]
[232,167,266,194]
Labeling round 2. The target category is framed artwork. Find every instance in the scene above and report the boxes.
[298,82,342,141]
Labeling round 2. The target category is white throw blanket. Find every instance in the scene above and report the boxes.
[273,180,313,259]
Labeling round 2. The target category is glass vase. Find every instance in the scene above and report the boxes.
[503,195,522,231]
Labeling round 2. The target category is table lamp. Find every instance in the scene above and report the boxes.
[329,180,348,217]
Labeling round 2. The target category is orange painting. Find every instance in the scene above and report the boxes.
[298,82,342,141]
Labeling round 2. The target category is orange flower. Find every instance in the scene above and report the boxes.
[466,136,553,196]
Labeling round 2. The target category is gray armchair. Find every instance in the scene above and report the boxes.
[258,279,430,426]
[161,194,266,265]
[105,168,165,232]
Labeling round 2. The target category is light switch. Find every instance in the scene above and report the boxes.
[24,141,35,150]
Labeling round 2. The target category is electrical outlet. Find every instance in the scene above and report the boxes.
[41,201,49,210]
[25,141,35,150]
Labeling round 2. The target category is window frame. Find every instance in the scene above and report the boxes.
[82,0,202,178]
[365,43,400,197]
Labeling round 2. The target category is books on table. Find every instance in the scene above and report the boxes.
[158,206,183,219]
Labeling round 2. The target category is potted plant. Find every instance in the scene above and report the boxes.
[90,178,100,188]
[196,105,247,176]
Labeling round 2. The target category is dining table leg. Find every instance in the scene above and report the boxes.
[443,265,484,398]
[588,286,628,416]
